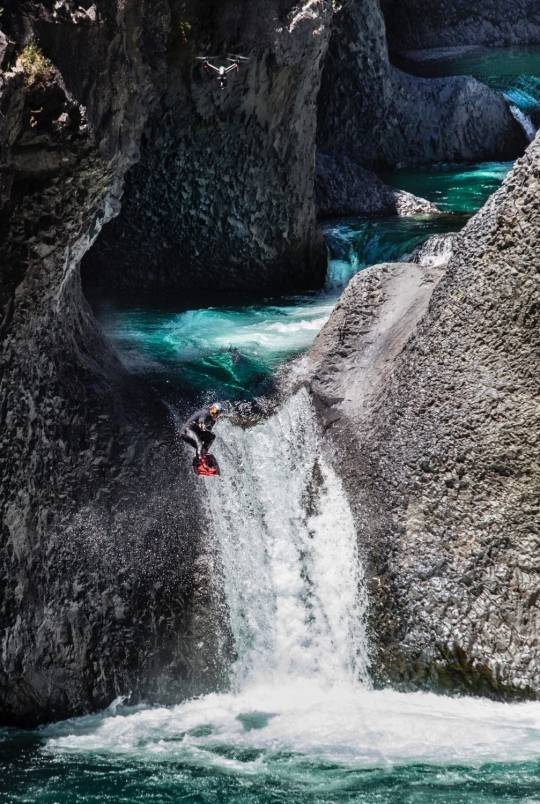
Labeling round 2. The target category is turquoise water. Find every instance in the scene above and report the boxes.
[90,294,334,402]
[323,213,465,288]
[91,214,462,401]
[4,695,540,804]
[379,162,512,214]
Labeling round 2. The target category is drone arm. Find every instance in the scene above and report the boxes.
[224,63,238,74]
[207,62,221,74]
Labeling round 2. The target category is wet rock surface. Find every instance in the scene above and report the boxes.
[410,233,455,268]
[310,134,540,699]
[381,0,540,51]
[2,0,540,726]
[318,0,527,169]
[315,152,440,218]
[307,261,445,426]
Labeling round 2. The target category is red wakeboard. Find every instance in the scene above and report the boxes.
[192,453,221,478]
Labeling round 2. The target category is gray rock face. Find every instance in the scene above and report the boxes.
[315,152,439,218]
[0,0,230,727]
[381,0,540,51]
[309,134,540,699]
[318,0,527,169]
[308,261,444,424]
[1,0,538,728]
[81,1,331,294]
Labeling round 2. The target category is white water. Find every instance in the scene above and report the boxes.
[43,684,540,768]
[509,103,537,142]
[205,389,370,690]
[41,391,540,772]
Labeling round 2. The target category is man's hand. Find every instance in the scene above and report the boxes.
[198,422,206,430]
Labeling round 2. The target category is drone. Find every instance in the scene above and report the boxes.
[196,54,250,89]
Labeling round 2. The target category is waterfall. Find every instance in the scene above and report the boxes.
[39,396,540,778]
[509,103,537,142]
[203,388,371,691]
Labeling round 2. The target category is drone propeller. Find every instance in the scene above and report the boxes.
[195,55,220,60]
[226,54,251,62]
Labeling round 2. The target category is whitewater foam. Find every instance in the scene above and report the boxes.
[203,390,369,689]
[43,683,540,770]
[509,104,537,142]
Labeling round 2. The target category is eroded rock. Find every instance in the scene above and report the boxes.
[310,133,540,699]
[318,0,527,169]
[0,0,230,727]
[81,1,332,294]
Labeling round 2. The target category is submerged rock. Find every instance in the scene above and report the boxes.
[315,152,440,218]
[309,133,540,700]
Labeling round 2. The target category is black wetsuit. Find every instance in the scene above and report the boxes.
[180,409,217,460]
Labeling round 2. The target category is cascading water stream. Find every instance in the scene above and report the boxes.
[18,393,540,802]
[203,389,370,691]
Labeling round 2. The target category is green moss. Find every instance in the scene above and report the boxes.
[19,41,53,86]
[177,4,192,43]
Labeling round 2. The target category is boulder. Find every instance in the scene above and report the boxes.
[318,0,527,169]
[315,152,440,217]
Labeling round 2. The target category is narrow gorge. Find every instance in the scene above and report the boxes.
[3,1,540,802]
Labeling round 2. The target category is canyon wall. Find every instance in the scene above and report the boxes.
[309,134,540,699]
[0,0,231,727]
[81,0,330,294]
[1,0,539,726]
[0,0,336,728]
[381,0,540,52]
[317,0,527,170]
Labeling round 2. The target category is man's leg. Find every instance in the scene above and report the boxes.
[181,430,205,460]
[201,431,216,456]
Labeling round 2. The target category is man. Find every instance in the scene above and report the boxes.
[180,402,224,469]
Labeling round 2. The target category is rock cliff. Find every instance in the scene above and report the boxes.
[81,0,331,294]
[2,0,539,727]
[318,0,527,170]
[381,0,540,52]
[0,0,338,729]
[308,133,540,699]
[315,153,439,217]
[0,0,231,727]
